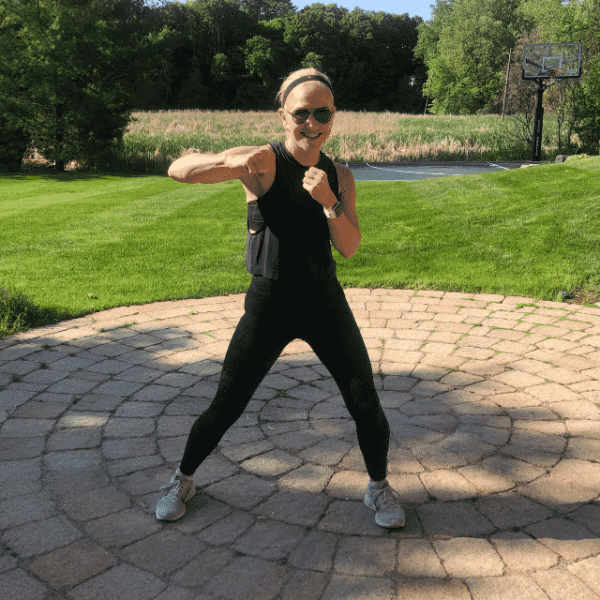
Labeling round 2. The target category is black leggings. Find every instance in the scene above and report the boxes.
[179,275,390,481]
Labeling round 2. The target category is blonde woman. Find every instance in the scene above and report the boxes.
[156,68,405,528]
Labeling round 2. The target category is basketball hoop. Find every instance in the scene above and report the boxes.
[522,42,582,161]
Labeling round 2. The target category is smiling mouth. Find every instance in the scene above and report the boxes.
[302,133,321,140]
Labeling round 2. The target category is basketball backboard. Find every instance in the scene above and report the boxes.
[523,42,582,80]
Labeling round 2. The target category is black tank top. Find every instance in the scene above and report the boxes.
[245,141,339,281]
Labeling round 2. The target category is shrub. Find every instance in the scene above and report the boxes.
[0,287,59,338]
[0,114,29,172]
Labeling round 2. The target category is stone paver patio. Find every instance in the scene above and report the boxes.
[1,288,600,600]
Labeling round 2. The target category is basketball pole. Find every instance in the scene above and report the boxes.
[531,78,546,162]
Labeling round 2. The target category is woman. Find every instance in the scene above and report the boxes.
[156,68,405,529]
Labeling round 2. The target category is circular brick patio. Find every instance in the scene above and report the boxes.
[1,289,600,600]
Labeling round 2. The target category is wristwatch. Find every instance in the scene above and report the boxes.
[324,201,343,219]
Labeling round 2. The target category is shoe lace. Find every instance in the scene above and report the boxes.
[371,484,402,510]
[158,477,182,499]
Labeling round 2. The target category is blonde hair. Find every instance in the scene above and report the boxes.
[276,68,333,108]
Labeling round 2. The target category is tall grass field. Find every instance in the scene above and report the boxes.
[109,110,565,175]
[2,153,600,338]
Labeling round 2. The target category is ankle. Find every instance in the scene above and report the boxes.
[177,468,193,480]
[368,478,388,489]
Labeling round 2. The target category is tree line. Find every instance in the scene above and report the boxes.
[0,0,598,171]
[0,0,425,170]
[417,0,600,152]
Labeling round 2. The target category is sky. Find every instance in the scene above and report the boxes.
[292,0,434,20]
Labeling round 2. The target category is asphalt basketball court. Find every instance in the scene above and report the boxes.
[346,160,533,181]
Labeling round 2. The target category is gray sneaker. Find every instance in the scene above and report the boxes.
[155,471,195,521]
[364,480,405,528]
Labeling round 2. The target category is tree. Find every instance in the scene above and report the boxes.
[569,0,600,153]
[240,0,295,20]
[416,0,523,114]
[0,0,156,170]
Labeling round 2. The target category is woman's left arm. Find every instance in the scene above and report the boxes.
[303,163,361,258]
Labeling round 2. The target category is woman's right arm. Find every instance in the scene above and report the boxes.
[168,145,274,184]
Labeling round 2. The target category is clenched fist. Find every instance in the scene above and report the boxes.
[302,167,337,209]
[225,146,274,175]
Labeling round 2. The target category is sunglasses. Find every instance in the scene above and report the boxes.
[285,108,333,124]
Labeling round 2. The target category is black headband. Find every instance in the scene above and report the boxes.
[280,75,334,108]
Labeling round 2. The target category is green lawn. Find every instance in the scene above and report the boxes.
[2,156,600,337]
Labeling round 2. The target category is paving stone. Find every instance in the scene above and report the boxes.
[327,470,370,500]
[417,501,495,538]
[490,532,559,572]
[520,477,598,512]
[46,426,102,451]
[84,508,161,548]
[0,491,56,529]
[569,440,600,474]
[280,569,328,600]
[44,449,103,471]
[395,577,472,600]
[60,486,131,521]
[58,411,110,428]
[0,556,17,574]
[2,515,82,557]
[567,556,600,595]
[0,568,48,600]
[457,465,515,494]
[67,564,166,600]
[171,494,233,536]
[133,384,180,402]
[103,417,155,438]
[434,538,504,578]
[298,438,352,466]
[277,464,333,493]
[241,449,302,477]
[570,504,600,536]
[321,574,395,600]
[525,518,600,561]
[47,378,100,395]
[475,493,553,529]
[157,415,196,438]
[334,536,396,576]
[420,470,479,501]
[103,437,157,460]
[29,539,117,590]
[232,520,305,560]
[319,500,386,536]
[204,555,288,600]
[0,417,54,438]
[532,567,600,600]
[205,473,276,509]
[171,547,234,588]
[121,529,206,576]
[253,490,329,526]
[396,539,446,578]
[289,529,337,572]
[196,510,255,545]
[412,443,468,470]
[70,393,126,411]
[479,455,546,483]
[11,400,70,419]
[466,575,550,600]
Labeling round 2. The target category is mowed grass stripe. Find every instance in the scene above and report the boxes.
[1,156,599,332]
[337,159,600,296]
